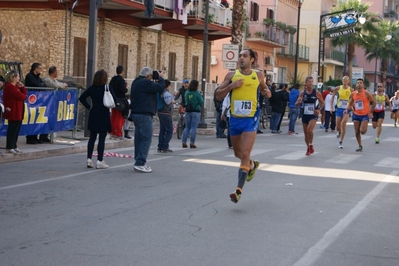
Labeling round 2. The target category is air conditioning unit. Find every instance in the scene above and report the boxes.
[265,56,274,65]
[211,55,218,65]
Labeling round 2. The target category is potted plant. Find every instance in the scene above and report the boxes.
[275,21,287,32]
[287,25,297,35]
[254,31,263,37]
[263,18,275,26]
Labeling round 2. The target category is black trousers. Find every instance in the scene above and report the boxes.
[6,120,22,149]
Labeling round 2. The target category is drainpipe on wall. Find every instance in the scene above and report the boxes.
[59,0,69,78]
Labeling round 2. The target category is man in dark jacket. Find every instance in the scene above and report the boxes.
[269,83,287,133]
[109,65,127,140]
[130,66,164,173]
[174,79,189,112]
[24,62,49,144]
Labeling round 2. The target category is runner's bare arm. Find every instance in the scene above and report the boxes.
[331,87,338,109]
[316,91,325,110]
[257,71,271,98]
[344,97,354,113]
[366,91,377,112]
[215,72,240,101]
[295,91,304,107]
[386,95,392,110]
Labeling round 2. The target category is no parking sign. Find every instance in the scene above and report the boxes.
[222,44,239,69]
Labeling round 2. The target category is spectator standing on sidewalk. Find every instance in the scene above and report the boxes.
[130,67,164,173]
[276,83,289,133]
[157,79,174,153]
[42,66,68,89]
[109,66,127,140]
[288,83,300,135]
[221,92,232,148]
[320,86,330,129]
[214,86,227,138]
[174,79,189,113]
[79,69,112,169]
[24,62,50,144]
[269,83,286,133]
[324,86,337,132]
[3,70,27,154]
[0,67,6,88]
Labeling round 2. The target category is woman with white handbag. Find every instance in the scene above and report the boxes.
[79,69,113,169]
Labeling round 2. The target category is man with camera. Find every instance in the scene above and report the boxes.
[130,67,165,173]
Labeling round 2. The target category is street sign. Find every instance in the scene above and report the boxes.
[223,62,237,69]
[328,27,355,38]
[222,44,239,62]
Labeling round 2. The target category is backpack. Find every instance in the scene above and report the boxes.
[157,92,165,111]
[157,90,173,111]
[213,86,223,112]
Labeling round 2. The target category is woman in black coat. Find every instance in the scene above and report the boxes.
[79,69,112,169]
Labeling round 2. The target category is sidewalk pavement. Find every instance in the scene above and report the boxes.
[0,117,288,164]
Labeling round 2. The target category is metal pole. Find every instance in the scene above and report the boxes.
[343,35,348,76]
[293,1,302,85]
[198,0,209,129]
[84,0,99,137]
[374,48,378,90]
[317,14,322,82]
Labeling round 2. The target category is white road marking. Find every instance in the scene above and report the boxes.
[225,148,274,158]
[292,170,398,266]
[274,151,318,160]
[0,157,169,191]
[181,148,225,156]
[375,157,399,168]
[326,154,362,164]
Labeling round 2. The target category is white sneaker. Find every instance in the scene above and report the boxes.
[96,160,109,169]
[15,148,23,154]
[338,142,343,149]
[6,149,17,154]
[87,158,94,168]
[133,164,152,173]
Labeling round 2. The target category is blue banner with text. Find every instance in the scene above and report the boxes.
[0,89,78,136]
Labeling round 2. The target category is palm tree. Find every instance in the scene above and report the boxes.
[231,0,245,50]
[330,0,380,81]
[361,20,399,88]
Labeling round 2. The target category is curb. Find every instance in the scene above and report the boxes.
[0,139,134,164]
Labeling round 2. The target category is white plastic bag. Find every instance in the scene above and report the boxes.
[103,84,115,108]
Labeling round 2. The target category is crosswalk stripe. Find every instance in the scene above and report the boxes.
[181,148,225,156]
[318,134,338,139]
[383,137,399,142]
[275,151,318,160]
[225,148,274,157]
[326,154,362,164]
[350,135,372,140]
[375,157,399,168]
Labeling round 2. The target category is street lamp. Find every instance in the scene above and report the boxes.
[293,0,304,86]
[374,34,392,90]
[198,0,210,129]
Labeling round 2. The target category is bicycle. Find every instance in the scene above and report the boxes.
[260,106,270,130]
[176,104,186,139]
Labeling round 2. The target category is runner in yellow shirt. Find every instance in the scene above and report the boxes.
[216,48,271,203]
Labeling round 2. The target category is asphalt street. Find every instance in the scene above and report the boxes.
[1,118,399,266]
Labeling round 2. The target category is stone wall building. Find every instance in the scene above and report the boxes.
[0,0,231,86]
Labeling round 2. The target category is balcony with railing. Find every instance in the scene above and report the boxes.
[277,42,310,60]
[324,50,357,65]
[246,22,288,48]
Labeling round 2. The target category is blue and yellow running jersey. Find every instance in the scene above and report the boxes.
[337,85,351,109]
[230,69,260,117]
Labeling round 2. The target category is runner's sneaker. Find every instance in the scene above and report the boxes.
[356,146,363,152]
[134,164,152,173]
[336,131,341,139]
[395,123,397,127]
[375,138,380,144]
[305,147,310,156]
[309,145,315,154]
[14,148,23,154]
[246,160,260,182]
[230,190,241,203]
[338,142,343,149]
